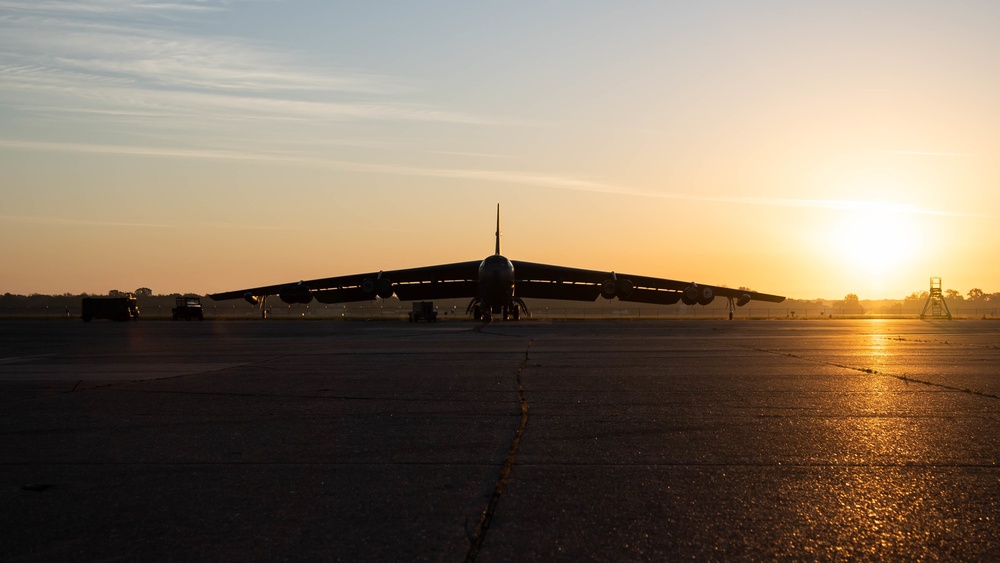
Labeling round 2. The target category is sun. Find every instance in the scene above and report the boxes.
[829,211,921,276]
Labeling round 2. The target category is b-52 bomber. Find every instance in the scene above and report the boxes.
[209,206,785,321]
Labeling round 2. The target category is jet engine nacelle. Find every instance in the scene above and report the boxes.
[698,286,714,305]
[243,292,260,306]
[361,278,394,299]
[682,284,714,306]
[616,279,634,299]
[681,285,698,305]
[600,279,617,299]
[600,278,634,300]
[736,293,751,307]
[278,283,313,304]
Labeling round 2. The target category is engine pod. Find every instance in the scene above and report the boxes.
[616,279,634,299]
[697,286,714,306]
[375,278,393,299]
[600,279,617,300]
[278,283,313,304]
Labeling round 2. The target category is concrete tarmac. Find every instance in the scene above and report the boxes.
[1,319,998,561]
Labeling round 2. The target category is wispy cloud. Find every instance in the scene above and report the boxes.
[202,222,290,231]
[696,196,982,217]
[0,1,222,16]
[0,2,496,148]
[0,213,178,228]
[880,149,972,157]
[2,138,987,219]
[0,212,292,230]
[429,150,516,159]
[0,13,402,95]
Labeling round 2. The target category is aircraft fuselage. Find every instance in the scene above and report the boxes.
[478,254,515,310]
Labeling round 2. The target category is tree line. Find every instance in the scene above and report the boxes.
[1,289,191,308]
[2,287,998,317]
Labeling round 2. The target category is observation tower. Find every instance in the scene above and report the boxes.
[919,277,952,319]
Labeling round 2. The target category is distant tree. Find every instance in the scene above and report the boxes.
[967,288,985,301]
[108,289,124,297]
[945,289,963,301]
[835,293,865,315]
[134,287,153,297]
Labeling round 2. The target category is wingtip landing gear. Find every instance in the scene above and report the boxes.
[258,295,270,319]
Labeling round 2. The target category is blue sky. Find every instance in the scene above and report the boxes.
[2,1,999,298]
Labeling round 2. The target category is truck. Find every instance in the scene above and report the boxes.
[172,296,204,321]
[408,301,437,323]
[82,296,140,322]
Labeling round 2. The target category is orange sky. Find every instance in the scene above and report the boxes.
[2,2,998,300]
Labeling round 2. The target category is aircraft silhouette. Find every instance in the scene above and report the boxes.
[209,205,785,321]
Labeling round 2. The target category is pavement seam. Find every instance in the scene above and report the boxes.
[34,353,300,398]
[718,340,1000,401]
[465,339,532,562]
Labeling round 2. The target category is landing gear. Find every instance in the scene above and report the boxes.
[502,304,522,321]
[466,298,529,322]
[471,303,493,323]
[259,295,269,320]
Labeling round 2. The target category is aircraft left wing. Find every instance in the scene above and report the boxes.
[209,261,482,305]
[511,261,785,306]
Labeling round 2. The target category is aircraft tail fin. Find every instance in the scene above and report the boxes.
[495,204,501,256]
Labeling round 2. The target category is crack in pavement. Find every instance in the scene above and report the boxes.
[465,339,532,561]
[881,335,1000,350]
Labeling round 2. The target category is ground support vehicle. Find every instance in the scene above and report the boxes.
[408,301,438,322]
[172,297,205,321]
[82,296,140,322]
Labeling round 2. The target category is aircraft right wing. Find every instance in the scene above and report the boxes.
[511,261,785,306]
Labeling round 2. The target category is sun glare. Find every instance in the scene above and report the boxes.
[829,211,920,276]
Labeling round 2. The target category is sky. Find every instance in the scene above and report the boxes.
[2,0,998,300]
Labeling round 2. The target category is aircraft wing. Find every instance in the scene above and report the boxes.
[209,261,482,304]
[511,261,786,306]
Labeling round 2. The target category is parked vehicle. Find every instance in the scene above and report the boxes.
[408,301,437,322]
[82,296,139,322]
[172,296,204,321]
